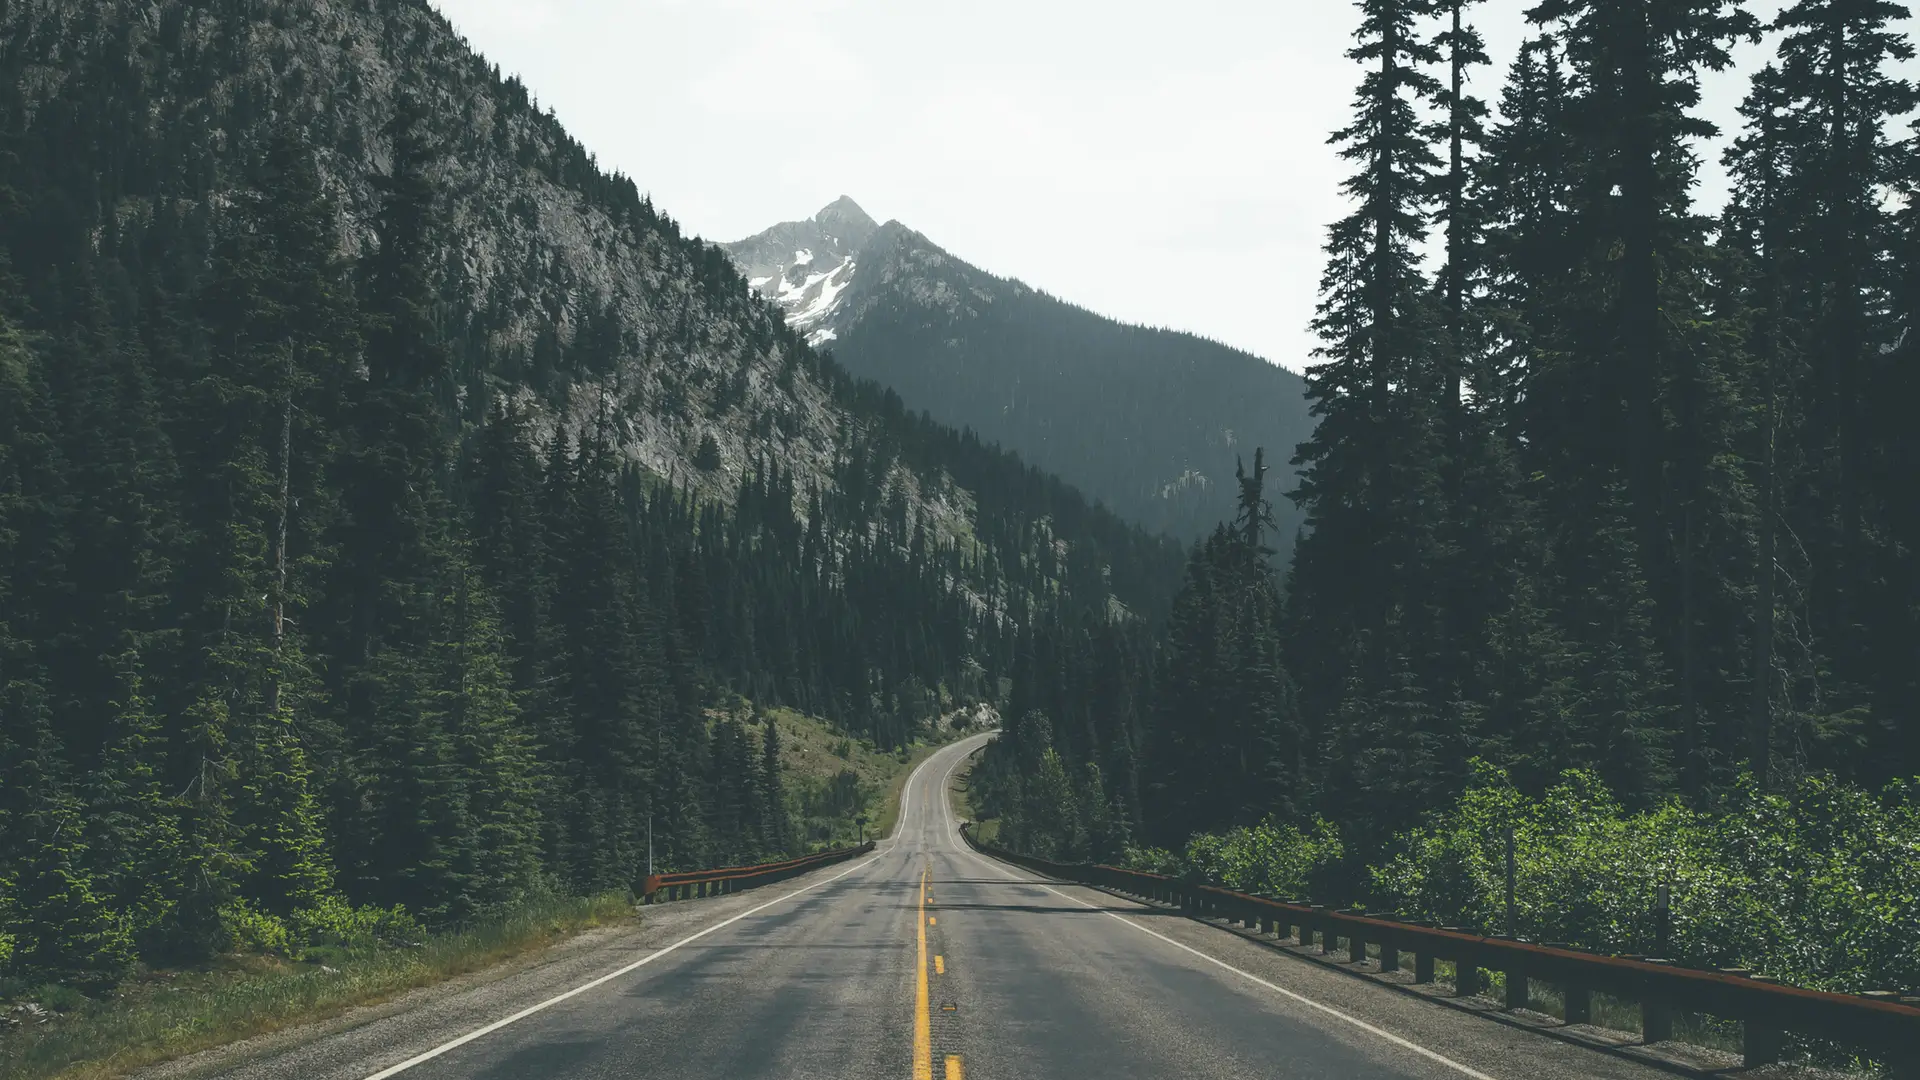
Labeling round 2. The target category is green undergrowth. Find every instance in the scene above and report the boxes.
[771,706,983,847]
[1123,763,1920,997]
[0,892,631,1080]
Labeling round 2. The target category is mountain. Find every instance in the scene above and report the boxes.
[723,201,1317,545]
[724,195,875,346]
[0,0,1185,991]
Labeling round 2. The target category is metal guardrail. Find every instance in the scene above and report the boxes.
[641,842,875,903]
[959,824,1920,1074]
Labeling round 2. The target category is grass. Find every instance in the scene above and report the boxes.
[950,752,1003,846]
[0,892,632,1080]
[763,705,982,846]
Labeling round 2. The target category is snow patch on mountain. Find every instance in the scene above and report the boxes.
[721,196,877,347]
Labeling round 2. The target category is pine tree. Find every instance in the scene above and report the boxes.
[759,715,790,856]
[1757,0,1916,782]
[1288,0,1449,760]
[84,647,185,952]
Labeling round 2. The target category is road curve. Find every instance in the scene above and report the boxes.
[157,734,1680,1080]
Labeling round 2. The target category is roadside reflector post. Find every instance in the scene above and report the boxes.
[1653,882,1672,960]
[1504,824,1517,939]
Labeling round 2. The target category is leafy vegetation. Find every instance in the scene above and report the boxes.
[1121,763,1920,998]
[0,892,629,1080]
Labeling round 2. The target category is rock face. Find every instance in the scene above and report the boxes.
[0,0,1009,552]
[723,197,877,346]
[724,202,1317,544]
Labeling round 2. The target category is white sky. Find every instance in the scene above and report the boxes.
[430,0,1913,373]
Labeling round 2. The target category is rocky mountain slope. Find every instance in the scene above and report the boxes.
[0,0,1179,607]
[724,200,1317,545]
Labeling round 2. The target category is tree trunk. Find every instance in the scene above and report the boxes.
[269,352,293,717]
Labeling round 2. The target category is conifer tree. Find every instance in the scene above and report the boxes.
[1756,0,1915,781]
[1287,0,1451,828]
[84,647,185,951]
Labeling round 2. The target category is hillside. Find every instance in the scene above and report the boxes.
[0,0,1183,999]
[725,200,1317,545]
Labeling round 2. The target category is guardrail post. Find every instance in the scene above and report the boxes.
[1741,1018,1783,1066]
[1637,958,1673,1042]
[1490,937,1526,1009]
[1312,907,1333,954]
[1379,918,1400,973]
[1504,964,1527,1009]
[1642,999,1672,1042]
[1344,912,1365,964]
[1415,950,1435,984]
[1446,934,1481,997]
[1548,944,1588,1023]
[1564,985,1591,1024]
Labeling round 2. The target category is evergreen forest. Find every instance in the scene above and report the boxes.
[0,0,1182,990]
[822,222,1319,548]
[972,0,1920,997]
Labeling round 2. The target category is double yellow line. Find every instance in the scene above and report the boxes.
[914,865,962,1080]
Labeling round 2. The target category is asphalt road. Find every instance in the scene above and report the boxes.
[164,733,1685,1080]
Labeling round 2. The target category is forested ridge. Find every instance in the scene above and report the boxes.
[799,220,1319,548]
[0,0,1183,992]
[975,0,1920,997]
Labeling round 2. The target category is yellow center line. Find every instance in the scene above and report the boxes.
[914,865,932,1080]
[945,1054,964,1080]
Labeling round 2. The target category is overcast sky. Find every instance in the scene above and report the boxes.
[430,0,1910,373]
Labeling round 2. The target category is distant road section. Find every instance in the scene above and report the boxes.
[163,733,1677,1080]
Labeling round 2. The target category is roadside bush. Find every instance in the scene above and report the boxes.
[289,897,424,956]
[1124,818,1345,899]
[1368,762,1920,993]
[215,900,290,957]
[1119,759,1920,995]
[1120,845,1184,876]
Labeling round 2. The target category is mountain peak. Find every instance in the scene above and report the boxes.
[815,195,874,233]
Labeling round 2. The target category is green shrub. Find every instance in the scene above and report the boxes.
[216,899,291,957]
[289,896,424,955]
[1120,845,1184,876]
[33,983,88,1013]
[1368,762,1920,993]
[1126,817,1346,899]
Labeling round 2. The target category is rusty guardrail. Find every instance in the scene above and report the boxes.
[642,841,875,903]
[958,823,1920,1074]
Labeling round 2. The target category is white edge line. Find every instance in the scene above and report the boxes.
[361,739,981,1079]
[359,853,879,1079]
[950,800,1498,1079]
